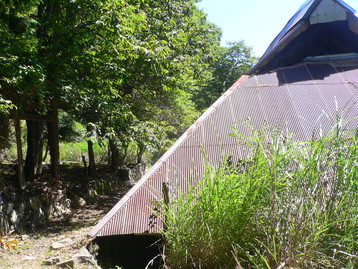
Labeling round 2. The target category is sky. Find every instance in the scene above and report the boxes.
[197,0,358,57]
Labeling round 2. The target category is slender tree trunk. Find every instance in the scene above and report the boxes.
[37,2,61,181]
[107,143,111,166]
[137,143,145,164]
[43,141,49,162]
[47,107,60,180]
[0,113,10,151]
[25,120,35,179]
[121,145,128,166]
[36,125,44,175]
[14,117,25,190]
[25,120,44,179]
[87,140,96,176]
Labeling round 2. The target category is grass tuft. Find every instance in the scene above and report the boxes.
[159,123,358,268]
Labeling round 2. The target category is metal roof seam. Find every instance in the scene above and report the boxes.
[257,88,269,121]
[281,72,311,139]
[305,63,337,125]
[329,62,358,113]
[228,95,237,129]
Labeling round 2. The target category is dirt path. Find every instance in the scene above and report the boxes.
[0,185,131,269]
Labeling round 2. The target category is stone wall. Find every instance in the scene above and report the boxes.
[117,163,146,182]
[0,188,71,233]
[0,163,145,234]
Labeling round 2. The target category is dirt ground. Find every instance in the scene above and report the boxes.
[0,183,132,269]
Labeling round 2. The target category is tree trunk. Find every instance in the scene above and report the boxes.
[25,120,44,179]
[137,143,145,164]
[0,113,10,151]
[25,120,36,179]
[47,107,60,181]
[14,117,25,190]
[107,143,111,166]
[87,140,96,176]
[43,141,49,162]
[109,137,120,172]
[36,129,44,175]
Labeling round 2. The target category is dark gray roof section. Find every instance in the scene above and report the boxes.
[250,0,358,74]
[90,57,358,237]
[263,0,356,57]
[262,0,317,56]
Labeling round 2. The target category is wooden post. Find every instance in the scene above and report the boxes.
[162,182,170,230]
[82,155,88,177]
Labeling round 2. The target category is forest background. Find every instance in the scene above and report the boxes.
[0,0,257,188]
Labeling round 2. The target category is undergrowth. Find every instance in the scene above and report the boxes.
[159,122,358,269]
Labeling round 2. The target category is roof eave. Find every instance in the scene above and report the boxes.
[249,0,357,75]
[248,21,310,75]
[336,0,356,14]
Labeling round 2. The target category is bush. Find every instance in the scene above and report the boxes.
[159,123,358,269]
[58,111,84,142]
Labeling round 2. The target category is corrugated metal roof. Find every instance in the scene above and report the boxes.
[90,0,358,238]
[90,57,358,237]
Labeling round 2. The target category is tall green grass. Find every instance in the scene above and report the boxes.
[59,140,108,163]
[159,123,357,268]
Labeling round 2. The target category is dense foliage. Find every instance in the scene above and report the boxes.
[160,122,358,268]
[195,41,257,111]
[0,0,256,184]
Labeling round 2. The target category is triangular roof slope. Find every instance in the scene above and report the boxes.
[90,0,358,238]
[250,0,358,74]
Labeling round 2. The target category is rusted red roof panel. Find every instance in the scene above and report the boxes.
[90,58,358,238]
